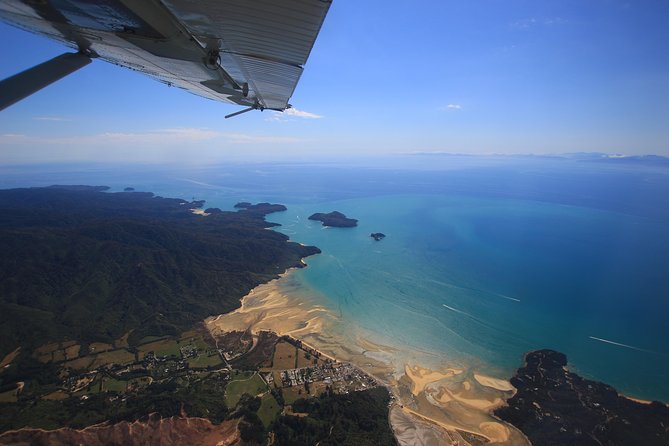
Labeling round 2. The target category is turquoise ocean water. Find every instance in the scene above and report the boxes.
[2,156,668,401]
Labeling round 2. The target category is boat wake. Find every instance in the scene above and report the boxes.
[497,294,521,302]
[429,279,520,303]
[442,303,476,319]
[588,336,662,356]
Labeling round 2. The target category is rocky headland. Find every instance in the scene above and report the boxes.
[495,349,669,446]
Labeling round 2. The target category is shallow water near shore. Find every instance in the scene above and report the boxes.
[265,191,669,403]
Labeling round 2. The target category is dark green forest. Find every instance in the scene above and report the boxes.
[0,186,319,358]
[273,387,396,446]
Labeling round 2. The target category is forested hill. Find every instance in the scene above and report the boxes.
[0,186,320,357]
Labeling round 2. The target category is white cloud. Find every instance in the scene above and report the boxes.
[1,128,301,151]
[97,128,221,144]
[511,17,537,29]
[33,116,71,122]
[544,17,568,26]
[0,128,221,146]
[512,17,568,29]
[1,133,25,139]
[284,108,323,119]
[0,128,305,164]
[438,104,463,111]
[221,132,302,144]
[267,107,323,122]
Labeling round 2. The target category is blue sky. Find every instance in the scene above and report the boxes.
[1,0,668,164]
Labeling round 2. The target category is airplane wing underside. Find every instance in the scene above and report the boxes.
[0,0,331,111]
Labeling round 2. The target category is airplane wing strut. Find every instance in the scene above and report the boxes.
[0,52,91,111]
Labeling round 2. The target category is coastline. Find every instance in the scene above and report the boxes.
[205,270,531,446]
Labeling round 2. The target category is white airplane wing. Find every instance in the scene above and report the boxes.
[0,0,331,113]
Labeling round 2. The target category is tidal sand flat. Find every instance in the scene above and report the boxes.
[206,273,530,445]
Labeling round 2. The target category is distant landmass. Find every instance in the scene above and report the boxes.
[409,151,669,165]
[495,349,669,446]
[556,152,669,163]
[308,211,358,227]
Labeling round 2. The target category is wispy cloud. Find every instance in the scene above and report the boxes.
[511,17,568,29]
[544,17,568,26]
[33,116,71,122]
[96,128,221,144]
[1,133,25,139]
[285,108,323,119]
[0,128,302,148]
[267,107,323,122]
[0,127,307,164]
[222,132,302,144]
[0,128,221,146]
[438,104,463,111]
[511,17,538,29]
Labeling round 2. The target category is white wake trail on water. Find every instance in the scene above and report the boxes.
[174,177,221,188]
[442,303,475,318]
[589,336,663,356]
[429,279,520,303]
[498,294,521,302]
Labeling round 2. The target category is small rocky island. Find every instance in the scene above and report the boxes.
[308,211,358,228]
[123,187,135,192]
[370,232,386,241]
[495,349,669,446]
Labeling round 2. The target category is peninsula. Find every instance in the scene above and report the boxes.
[308,211,358,228]
[495,349,669,446]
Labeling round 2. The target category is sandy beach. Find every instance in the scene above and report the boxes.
[205,272,531,445]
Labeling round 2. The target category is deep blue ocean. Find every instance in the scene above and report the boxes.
[2,155,668,401]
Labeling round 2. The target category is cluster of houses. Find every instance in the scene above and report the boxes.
[277,361,377,391]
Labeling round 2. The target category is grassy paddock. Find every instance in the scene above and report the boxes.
[225,373,267,407]
[188,352,223,369]
[271,342,297,370]
[90,349,135,369]
[0,389,17,403]
[138,335,169,345]
[103,378,127,392]
[258,393,281,427]
[64,355,95,370]
[296,349,316,368]
[89,342,114,353]
[137,339,180,358]
[282,386,306,405]
[64,344,81,359]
